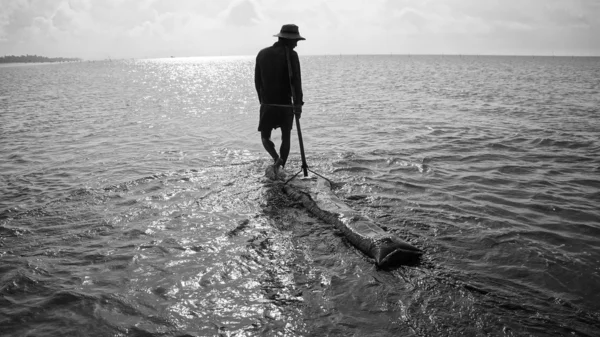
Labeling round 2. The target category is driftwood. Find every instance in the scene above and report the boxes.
[282,177,422,267]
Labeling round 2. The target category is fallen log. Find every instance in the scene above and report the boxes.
[282,177,422,267]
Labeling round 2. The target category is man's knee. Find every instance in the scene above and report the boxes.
[280,130,291,142]
[262,137,274,148]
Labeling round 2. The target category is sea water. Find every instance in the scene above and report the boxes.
[1,55,599,336]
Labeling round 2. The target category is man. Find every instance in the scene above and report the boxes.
[255,24,305,175]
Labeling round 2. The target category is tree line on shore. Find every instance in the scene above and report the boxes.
[0,55,82,63]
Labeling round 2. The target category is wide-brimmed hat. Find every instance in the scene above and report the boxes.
[273,24,306,40]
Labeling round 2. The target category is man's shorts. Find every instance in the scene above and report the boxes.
[257,104,294,132]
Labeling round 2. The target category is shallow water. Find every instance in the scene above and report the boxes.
[1,55,600,336]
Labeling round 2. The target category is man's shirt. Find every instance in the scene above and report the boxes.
[255,41,303,106]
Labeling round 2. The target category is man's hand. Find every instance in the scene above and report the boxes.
[294,105,302,116]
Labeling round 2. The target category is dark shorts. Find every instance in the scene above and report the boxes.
[258,104,294,132]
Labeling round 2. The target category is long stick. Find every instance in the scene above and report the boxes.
[285,46,308,177]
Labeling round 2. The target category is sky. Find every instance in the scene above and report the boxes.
[1,0,598,59]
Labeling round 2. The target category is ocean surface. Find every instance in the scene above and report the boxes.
[1,55,599,336]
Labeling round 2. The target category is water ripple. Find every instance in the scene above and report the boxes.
[2,56,600,336]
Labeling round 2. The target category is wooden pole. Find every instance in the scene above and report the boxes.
[285,46,308,177]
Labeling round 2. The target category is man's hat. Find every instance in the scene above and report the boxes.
[274,24,306,40]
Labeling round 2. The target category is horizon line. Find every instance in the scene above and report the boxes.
[3,52,600,62]
[109,52,600,60]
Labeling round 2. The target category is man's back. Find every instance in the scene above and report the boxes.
[255,41,303,106]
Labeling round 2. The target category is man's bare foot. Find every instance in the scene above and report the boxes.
[273,158,284,175]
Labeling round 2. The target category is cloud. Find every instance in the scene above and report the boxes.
[0,0,598,57]
[67,0,91,12]
[388,8,431,35]
[30,16,54,37]
[52,3,76,31]
[223,0,260,26]
[378,0,600,55]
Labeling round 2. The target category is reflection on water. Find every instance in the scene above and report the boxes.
[1,56,600,336]
[1,161,302,335]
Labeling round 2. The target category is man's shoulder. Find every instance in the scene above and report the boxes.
[258,45,271,53]
[257,44,276,56]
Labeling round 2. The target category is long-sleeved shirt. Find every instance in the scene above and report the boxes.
[255,41,303,107]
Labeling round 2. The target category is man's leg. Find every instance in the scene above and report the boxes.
[279,127,292,169]
[261,128,279,163]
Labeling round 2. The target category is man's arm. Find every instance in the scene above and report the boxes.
[254,55,262,104]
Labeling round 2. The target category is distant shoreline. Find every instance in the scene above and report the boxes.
[0,55,82,63]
